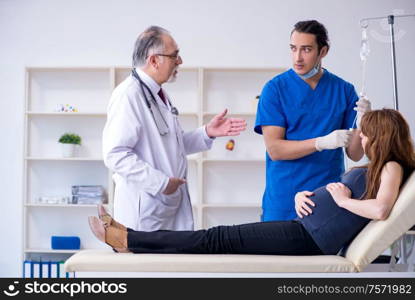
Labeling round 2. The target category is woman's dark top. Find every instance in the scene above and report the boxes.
[297,168,370,255]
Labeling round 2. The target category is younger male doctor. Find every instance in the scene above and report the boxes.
[255,20,371,221]
[103,26,246,231]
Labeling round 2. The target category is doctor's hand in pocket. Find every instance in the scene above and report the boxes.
[206,109,247,138]
[163,177,186,195]
[295,191,315,218]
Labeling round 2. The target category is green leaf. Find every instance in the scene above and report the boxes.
[58,133,82,145]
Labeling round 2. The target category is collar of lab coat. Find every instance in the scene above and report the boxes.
[135,68,162,97]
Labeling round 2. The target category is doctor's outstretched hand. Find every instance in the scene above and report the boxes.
[205,109,247,138]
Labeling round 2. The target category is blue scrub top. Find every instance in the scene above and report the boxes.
[254,68,358,221]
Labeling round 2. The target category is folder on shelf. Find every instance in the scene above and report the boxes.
[51,262,58,278]
[58,261,69,278]
[33,262,40,278]
[41,261,50,278]
[23,260,31,278]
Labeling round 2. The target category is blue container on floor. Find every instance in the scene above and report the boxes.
[51,236,80,250]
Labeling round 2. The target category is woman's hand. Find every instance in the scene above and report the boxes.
[294,191,315,218]
[326,182,351,207]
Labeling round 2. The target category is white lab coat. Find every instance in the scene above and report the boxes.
[103,69,213,231]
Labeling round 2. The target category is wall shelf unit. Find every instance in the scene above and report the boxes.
[22,66,284,269]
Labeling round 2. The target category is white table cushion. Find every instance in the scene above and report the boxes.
[65,249,357,273]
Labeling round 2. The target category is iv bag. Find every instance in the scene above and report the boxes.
[360,28,370,61]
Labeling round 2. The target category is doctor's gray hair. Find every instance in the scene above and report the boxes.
[132,26,170,67]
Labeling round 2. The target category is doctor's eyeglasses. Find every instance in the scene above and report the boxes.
[155,51,181,61]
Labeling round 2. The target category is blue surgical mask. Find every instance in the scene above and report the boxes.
[299,62,321,80]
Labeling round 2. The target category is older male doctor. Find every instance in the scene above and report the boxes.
[103,26,246,231]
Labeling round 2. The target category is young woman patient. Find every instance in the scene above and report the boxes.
[89,109,415,255]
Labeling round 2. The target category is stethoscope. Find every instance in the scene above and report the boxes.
[132,69,179,136]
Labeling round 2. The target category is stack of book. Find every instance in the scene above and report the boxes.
[71,185,106,205]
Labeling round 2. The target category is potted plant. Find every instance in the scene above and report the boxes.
[58,133,81,157]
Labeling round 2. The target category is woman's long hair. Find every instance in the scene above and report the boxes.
[359,109,415,199]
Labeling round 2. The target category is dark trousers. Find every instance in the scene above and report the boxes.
[127,220,323,255]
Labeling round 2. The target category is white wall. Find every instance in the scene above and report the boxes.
[1,0,414,276]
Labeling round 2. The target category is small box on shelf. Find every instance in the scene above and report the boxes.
[35,196,71,205]
[71,185,107,205]
[51,236,81,250]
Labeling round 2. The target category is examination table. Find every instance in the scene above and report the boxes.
[65,172,415,276]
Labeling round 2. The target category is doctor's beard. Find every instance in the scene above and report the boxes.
[167,68,179,83]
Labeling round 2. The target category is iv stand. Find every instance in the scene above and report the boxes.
[360,14,415,110]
